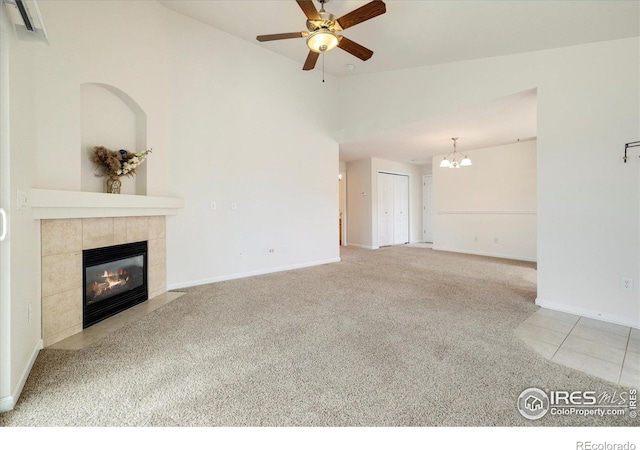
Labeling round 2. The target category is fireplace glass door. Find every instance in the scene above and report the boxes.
[83,241,148,328]
[85,255,144,306]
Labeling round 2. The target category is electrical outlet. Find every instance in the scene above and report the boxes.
[620,277,633,292]
[231,202,238,210]
[268,248,275,254]
[210,202,216,211]
[494,237,499,244]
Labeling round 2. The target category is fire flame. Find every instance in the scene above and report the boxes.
[91,267,131,299]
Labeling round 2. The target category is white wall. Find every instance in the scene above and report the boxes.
[346,158,372,248]
[0,0,172,412]
[32,1,169,195]
[80,84,138,195]
[0,2,42,411]
[164,9,339,288]
[338,38,640,327]
[1,0,340,410]
[22,0,339,297]
[339,162,346,246]
[432,140,537,261]
[0,3,9,408]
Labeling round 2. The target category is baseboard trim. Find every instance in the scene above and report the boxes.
[168,257,341,291]
[0,338,43,413]
[346,244,375,250]
[0,395,12,413]
[536,298,639,329]
[432,246,537,262]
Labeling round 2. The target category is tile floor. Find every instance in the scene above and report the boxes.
[516,308,639,387]
[47,291,185,350]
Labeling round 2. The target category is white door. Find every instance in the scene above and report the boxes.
[393,175,409,244]
[378,172,409,247]
[422,175,433,243]
[377,173,394,247]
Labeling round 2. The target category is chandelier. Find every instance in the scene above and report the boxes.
[439,137,472,169]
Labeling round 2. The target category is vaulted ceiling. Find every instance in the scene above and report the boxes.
[159,1,639,164]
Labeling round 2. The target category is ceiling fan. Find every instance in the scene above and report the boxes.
[256,0,386,71]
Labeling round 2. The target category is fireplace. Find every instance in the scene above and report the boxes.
[83,241,148,328]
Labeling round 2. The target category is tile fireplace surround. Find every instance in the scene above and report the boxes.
[31,188,184,347]
[41,216,166,347]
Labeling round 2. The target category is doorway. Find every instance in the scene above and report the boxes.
[422,175,433,243]
[338,172,346,245]
[377,172,409,247]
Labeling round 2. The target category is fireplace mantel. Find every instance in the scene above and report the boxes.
[30,189,184,219]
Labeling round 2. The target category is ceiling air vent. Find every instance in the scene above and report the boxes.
[2,0,48,43]
[14,0,33,31]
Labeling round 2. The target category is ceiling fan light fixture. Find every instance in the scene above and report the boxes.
[306,29,339,53]
[256,1,386,71]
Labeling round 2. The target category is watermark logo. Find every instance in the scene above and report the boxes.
[517,388,637,421]
[576,442,636,450]
[517,387,550,420]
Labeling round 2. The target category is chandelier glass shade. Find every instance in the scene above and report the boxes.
[306,29,339,53]
[439,137,472,169]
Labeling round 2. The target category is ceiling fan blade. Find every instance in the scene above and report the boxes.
[338,36,374,61]
[296,0,320,20]
[336,0,386,30]
[256,32,304,42]
[302,51,319,71]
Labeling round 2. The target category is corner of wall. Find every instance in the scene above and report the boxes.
[0,338,42,413]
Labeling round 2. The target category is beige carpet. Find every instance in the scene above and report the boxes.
[0,246,631,426]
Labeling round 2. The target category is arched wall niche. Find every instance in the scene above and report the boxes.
[80,83,148,195]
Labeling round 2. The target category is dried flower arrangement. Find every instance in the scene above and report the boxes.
[91,146,152,178]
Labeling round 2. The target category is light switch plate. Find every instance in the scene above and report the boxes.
[16,190,28,210]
